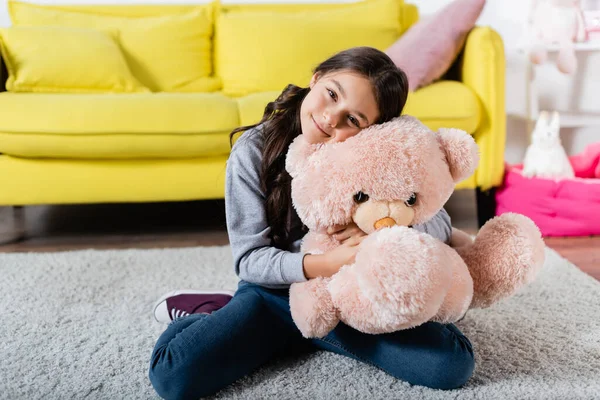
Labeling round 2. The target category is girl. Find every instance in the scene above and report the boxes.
[149,47,474,400]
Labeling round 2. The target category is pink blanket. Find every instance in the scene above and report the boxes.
[495,142,600,237]
[570,142,600,179]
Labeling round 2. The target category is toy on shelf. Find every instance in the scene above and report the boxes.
[583,8,600,40]
[523,110,575,180]
[527,0,587,74]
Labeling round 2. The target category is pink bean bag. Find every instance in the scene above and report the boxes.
[496,142,600,237]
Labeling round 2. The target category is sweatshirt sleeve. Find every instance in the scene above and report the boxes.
[412,208,452,244]
[225,129,308,288]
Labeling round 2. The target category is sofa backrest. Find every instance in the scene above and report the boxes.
[9,1,419,35]
[1,0,420,93]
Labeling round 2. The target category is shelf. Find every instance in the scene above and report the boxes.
[516,112,600,128]
[545,42,600,52]
[560,112,600,128]
[520,39,600,131]
[516,41,600,53]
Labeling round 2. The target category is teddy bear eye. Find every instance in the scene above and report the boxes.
[353,191,369,204]
[404,193,417,207]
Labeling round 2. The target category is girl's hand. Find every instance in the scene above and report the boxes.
[324,235,365,275]
[303,235,366,279]
[327,222,367,243]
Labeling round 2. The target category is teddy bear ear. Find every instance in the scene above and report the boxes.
[437,128,480,182]
[285,134,317,178]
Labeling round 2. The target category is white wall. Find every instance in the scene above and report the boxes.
[1,0,599,163]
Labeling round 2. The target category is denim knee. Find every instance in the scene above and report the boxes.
[421,335,475,390]
[149,345,205,400]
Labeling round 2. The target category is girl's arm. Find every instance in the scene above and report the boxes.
[412,208,452,244]
[226,129,308,288]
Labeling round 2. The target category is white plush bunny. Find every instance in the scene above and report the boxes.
[522,111,575,180]
[527,0,587,74]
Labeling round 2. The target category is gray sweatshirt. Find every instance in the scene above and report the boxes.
[225,127,452,289]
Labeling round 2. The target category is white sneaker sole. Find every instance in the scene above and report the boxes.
[152,289,236,324]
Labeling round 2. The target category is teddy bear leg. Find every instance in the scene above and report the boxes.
[289,278,339,339]
[456,212,545,309]
[429,245,474,325]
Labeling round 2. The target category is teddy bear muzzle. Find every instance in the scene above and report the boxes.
[374,217,397,230]
[354,200,415,233]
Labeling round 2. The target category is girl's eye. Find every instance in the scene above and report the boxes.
[327,89,337,101]
[404,193,417,207]
[348,115,359,127]
[353,191,369,204]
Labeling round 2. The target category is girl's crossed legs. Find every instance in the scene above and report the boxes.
[149,281,474,400]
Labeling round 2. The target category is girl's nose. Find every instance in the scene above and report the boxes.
[324,111,338,128]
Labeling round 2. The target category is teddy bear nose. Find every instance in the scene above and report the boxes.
[374,217,396,230]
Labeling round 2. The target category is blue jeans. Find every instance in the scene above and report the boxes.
[149,281,475,400]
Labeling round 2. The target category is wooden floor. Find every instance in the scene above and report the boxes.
[0,191,598,281]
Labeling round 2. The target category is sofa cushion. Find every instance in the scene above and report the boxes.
[236,81,481,133]
[8,1,218,93]
[0,155,230,205]
[0,93,239,159]
[215,0,402,96]
[0,26,148,93]
[403,80,482,132]
[386,0,485,91]
[7,2,203,17]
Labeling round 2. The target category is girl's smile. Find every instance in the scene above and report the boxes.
[311,114,330,137]
[300,70,380,145]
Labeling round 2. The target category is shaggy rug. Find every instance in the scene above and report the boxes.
[1,246,599,399]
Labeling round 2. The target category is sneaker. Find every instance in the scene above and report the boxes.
[153,289,235,324]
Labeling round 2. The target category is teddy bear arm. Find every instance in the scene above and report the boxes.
[301,231,340,255]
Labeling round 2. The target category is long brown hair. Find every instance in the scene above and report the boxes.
[229,46,409,248]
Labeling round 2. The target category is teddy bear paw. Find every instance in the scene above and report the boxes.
[462,212,545,308]
[289,278,339,338]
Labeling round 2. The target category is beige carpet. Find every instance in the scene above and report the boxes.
[1,246,599,399]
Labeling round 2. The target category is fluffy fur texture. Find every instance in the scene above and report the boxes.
[523,111,575,180]
[287,116,546,338]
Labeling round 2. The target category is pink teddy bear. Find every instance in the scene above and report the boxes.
[286,115,546,339]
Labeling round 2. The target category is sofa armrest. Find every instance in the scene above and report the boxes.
[459,26,506,191]
[0,53,6,92]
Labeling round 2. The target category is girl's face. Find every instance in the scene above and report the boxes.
[300,70,380,145]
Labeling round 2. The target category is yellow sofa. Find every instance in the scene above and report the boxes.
[0,0,505,226]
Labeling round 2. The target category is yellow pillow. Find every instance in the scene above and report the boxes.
[220,0,401,14]
[8,1,218,93]
[0,26,148,93]
[10,3,203,18]
[215,0,402,97]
